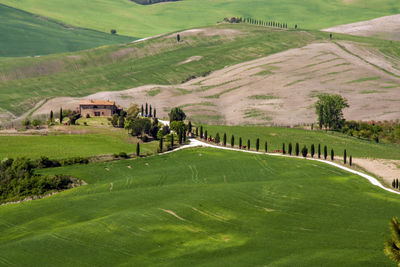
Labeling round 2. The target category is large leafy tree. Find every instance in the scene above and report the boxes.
[127,103,140,118]
[170,121,187,134]
[125,117,151,137]
[168,107,186,122]
[315,94,349,130]
[385,217,400,265]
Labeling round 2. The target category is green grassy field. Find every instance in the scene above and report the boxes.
[0,122,158,159]
[0,24,318,117]
[200,125,400,160]
[0,0,398,37]
[0,4,135,57]
[0,147,397,265]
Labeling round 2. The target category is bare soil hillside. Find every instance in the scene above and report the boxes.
[323,15,400,41]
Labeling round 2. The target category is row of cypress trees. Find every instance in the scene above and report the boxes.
[197,127,353,165]
[393,179,399,190]
[281,142,351,165]
[141,103,156,118]
[243,17,290,29]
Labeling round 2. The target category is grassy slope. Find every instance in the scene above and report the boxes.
[0,148,397,265]
[201,125,400,160]
[1,23,400,119]
[0,119,158,159]
[0,25,318,116]
[0,4,135,57]
[0,0,399,37]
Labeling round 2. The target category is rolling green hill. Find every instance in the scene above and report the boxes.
[0,148,397,265]
[0,0,399,37]
[0,118,158,159]
[0,4,135,57]
[0,24,318,117]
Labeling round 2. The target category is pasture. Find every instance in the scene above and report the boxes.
[0,4,134,57]
[200,125,400,160]
[0,24,317,117]
[2,22,400,126]
[0,123,158,159]
[0,0,399,37]
[0,147,397,265]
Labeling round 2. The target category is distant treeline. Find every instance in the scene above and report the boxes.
[340,120,400,144]
[131,0,179,5]
[223,17,292,29]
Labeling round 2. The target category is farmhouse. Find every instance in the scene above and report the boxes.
[79,100,118,117]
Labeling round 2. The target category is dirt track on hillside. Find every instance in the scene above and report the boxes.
[322,15,400,41]
[29,39,400,126]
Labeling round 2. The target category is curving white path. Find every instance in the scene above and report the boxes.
[173,138,400,195]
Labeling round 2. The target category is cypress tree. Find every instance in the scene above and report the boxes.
[59,107,63,123]
[215,133,220,144]
[188,121,192,134]
[136,143,140,156]
[149,105,152,117]
[288,143,292,155]
[331,149,334,161]
[311,144,315,158]
[159,138,163,152]
[183,130,187,143]
[154,108,157,118]
[318,144,321,158]
[223,133,227,146]
[295,143,300,156]
[178,130,183,144]
[145,103,148,116]
[50,110,54,121]
[302,145,308,158]
[247,139,250,150]
[256,138,260,151]
[171,133,174,147]
[239,137,242,149]
[205,130,208,140]
[393,179,396,188]
[231,135,235,147]
[324,145,328,160]
[344,149,347,164]
[200,126,203,139]
[265,141,268,153]
[282,143,286,154]
[397,179,399,189]
[350,155,352,166]
[141,105,144,116]
[195,127,199,136]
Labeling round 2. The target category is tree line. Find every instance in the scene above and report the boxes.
[194,128,352,165]
[0,157,81,204]
[223,17,293,29]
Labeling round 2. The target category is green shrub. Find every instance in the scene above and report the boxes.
[118,152,128,158]
[32,119,42,127]
[22,118,31,127]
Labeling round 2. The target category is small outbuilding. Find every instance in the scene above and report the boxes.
[79,100,118,117]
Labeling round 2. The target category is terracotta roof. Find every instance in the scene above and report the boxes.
[79,100,115,106]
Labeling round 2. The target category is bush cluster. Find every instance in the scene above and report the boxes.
[340,120,400,143]
[0,158,77,204]
[35,156,89,168]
